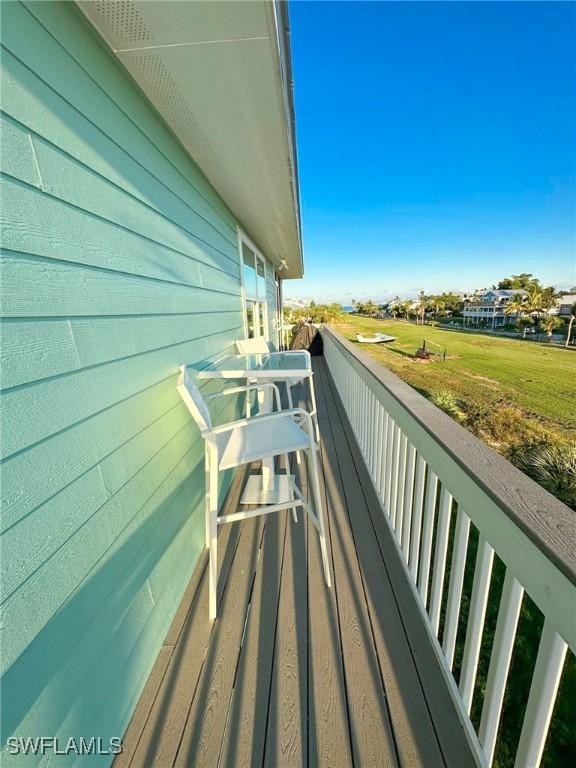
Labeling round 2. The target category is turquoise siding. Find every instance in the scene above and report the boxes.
[0,1,277,762]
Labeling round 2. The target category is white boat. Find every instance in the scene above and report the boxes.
[356,333,396,344]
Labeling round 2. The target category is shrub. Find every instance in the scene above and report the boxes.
[466,402,527,445]
[513,442,576,509]
[429,389,466,422]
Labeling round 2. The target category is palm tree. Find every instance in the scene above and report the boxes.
[525,287,546,318]
[430,297,445,319]
[416,290,428,325]
[364,299,378,317]
[504,293,527,326]
[566,303,576,347]
[541,316,563,341]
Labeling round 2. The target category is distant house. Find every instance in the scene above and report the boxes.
[462,289,528,328]
[558,294,576,317]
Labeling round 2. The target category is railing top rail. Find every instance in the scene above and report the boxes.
[322,325,576,586]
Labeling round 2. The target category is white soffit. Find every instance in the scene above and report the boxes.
[77,0,303,278]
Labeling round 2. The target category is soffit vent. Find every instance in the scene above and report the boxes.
[125,53,211,155]
[128,51,217,171]
[94,1,153,45]
[130,53,194,131]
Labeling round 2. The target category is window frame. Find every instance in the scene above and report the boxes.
[237,229,270,341]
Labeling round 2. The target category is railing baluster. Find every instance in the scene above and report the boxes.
[374,400,384,498]
[365,385,371,460]
[389,424,401,528]
[362,383,369,457]
[360,379,368,458]
[384,416,395,514]
[409,455,426,581]
[382,410,390,501]
[357,374,361,430]
[418,470,438,607]
[443,508,471,667]
[479,572,524,766]
[459,536,495,713]
[401,443,417,561]
[369,392,377,478]
[352,371,360,442]
[394,432,408,540]
[514,620,567,768]
[429,487,453,635]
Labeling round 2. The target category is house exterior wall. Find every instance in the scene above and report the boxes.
[462,305,518,326]
[0,1,278,760]
[559,294,576,316]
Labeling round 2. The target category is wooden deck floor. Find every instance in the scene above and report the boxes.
[116,359,477,768]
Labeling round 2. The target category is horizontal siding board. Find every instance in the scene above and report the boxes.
[0,379,180,532]
[0,314,242,389]
[27,0,237,232]
[70,314,243,372]
[49,501,206,767]
[0,57,238,256]
[1,177,241,287]
[0,252,241,318]
[0,319,79,389]
[0,468,109,602]
[0,117,41,188]
[1,339,200,458]
[26,135,240,275]
[98,403,196,497]
[0,425,204,677]
[2,471,205,752]
[3,1,237,244]
[1,394,241,676]
[1,324,241,459]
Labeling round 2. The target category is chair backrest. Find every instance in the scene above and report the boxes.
[177,366,212,434]
[235,337,270,355]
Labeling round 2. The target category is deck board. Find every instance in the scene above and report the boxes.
[316,359,446,767]
[116,358,478,768]
[220,510,287,767]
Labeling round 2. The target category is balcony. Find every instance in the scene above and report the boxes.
[115,328,575,768]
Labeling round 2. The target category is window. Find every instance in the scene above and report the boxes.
[240,235,269,340]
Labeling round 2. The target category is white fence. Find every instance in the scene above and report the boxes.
[322,326,575,768]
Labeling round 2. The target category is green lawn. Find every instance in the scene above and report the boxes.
[337,316,576,441]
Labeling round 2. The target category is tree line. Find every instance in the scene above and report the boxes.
[352,273,576,344]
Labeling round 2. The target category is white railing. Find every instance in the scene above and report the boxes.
[322,326,575,768]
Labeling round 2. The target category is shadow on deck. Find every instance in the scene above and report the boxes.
[115,359,477,767]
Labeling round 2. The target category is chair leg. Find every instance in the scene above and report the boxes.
[309,374,321,443]
[284,452,298,523]
[204,443,211,549]
[287,385,302,464]
[308,444,332,588]
[208,448,219,620]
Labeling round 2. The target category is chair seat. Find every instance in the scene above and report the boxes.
[215,415,311,470]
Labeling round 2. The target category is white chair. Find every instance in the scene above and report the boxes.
[177,366,331,619]
[235,337,320,441]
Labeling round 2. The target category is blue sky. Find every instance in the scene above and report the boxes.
[287,0,576,303]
